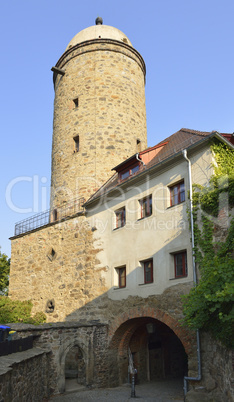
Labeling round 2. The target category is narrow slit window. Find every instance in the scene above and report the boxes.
[52,208,58,222]
[73,135,79,153]
[73,98,79,108]
[47,248,56,262]
[136,139,141,152]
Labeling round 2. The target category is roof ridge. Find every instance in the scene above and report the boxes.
[180,128,211,136]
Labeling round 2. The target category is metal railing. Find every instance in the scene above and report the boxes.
[14,197,85,236]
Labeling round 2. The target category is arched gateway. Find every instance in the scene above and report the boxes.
[107,307,196,387]
[58,339,87,393]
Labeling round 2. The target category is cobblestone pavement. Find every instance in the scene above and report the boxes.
[49,379,184,401]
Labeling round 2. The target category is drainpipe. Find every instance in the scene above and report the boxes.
[182,149,202,399]
[182,150,196,284]
[136,153,145,167]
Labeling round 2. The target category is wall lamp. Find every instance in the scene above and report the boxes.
[146,322,156,334]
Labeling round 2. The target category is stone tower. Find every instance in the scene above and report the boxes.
[51,18,147,207]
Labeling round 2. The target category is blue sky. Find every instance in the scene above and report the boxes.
[1,0,233,257]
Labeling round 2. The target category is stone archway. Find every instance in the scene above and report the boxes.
[58,341,87,393]
[64,345,86,385]
[107,307,196,387]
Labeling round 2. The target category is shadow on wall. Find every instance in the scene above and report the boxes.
[60,276,195,389]
[60,309,190,391]
[55,224,196,389]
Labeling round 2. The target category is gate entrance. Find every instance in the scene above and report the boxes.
[109,317,188,387]
[129,320,187,383]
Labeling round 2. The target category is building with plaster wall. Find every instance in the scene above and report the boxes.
[8,18,234,398]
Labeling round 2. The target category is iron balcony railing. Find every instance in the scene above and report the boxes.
[14,197,85,236]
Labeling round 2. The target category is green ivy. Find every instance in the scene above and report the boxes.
[182,142,234,348]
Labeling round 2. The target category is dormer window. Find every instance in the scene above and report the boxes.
[119,164,139,181]
[113,143,169,183]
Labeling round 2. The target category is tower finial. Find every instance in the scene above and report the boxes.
[95,16,103,25]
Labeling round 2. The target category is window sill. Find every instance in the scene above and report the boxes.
[167,201,185,210]
[169,276,187,280]
[113,225,125,231]
[113,287,126,290]
[137,215,152,222]
[138,282,154,286]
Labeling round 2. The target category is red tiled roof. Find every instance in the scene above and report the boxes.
[84,128,233,205]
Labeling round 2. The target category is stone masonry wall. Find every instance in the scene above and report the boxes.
[1,324,232,400]
[8,323,109,394]
[9,215,195,341]
[186,333,233,401]
[9,215,109,322]
[9,215,200,390]
[0,348,51,402]
[201,333,233,400]
[9,214,197,361]
[51,40,147,207]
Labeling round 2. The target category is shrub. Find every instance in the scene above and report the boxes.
[0,297,46,325]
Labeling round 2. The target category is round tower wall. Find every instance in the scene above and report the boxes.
[51,40,147,207]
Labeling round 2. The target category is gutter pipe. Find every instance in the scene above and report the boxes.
[182,150,197,284]
[182,149,202,399]
[136,153,145,167]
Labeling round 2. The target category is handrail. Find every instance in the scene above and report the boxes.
[14,197,85,236]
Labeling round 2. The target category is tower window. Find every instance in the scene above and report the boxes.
[47,248,56,262]
[73,98,79,108]
[73,135,79,153]
[52,208,58,222]
[136,139,141,152]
